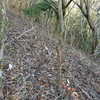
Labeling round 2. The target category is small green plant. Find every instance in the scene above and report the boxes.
[23,1,51,18]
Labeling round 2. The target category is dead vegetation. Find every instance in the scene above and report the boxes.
[1,10,99,100]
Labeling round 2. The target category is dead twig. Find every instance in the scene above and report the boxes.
[81,88,92,100]
[5,23,37,46]
[54,94,62,100]
[16,26,37,39]
[80,51,100,60]
[54,90,66,100]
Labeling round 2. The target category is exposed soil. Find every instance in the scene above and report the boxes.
[2,10,100,100]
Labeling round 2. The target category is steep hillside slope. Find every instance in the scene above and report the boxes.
[3,10,100,100]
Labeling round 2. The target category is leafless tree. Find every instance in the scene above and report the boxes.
[73,0,98,54]
[0,0,8,98]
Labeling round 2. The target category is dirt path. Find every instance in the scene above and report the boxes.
[2,10,100,100]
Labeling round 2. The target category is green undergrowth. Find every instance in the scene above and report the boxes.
[23,1,51,18]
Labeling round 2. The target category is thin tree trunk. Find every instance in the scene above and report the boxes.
[57,0,64,94]
[87,15,98,54]
[56,37,62,94]
[0,0,8,98]
[74,0,98,54]
[91,29,98,54]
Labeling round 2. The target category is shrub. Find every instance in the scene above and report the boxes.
[23,1,50,17]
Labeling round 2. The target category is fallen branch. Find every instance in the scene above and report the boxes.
[16,26,37,39]
[54,90,67,100]
[54,94,62,100]
[5,23,37,46]
[81,88,92,100]
[80,51,100,60]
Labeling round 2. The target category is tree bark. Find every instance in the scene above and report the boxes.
[87,15,98,54]
[73,0,98,54]
[0,0,8,98]
[57,0,64,94]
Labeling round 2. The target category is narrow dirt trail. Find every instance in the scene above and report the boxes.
[2,10,100,100]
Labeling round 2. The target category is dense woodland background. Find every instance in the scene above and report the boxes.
[0,0,100,100]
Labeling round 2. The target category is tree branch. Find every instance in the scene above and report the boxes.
[73,0,87,17]
[63,0,73,10]
[44,0,58,14]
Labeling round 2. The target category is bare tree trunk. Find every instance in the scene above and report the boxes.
[58,0,64,35]
[87,15,98,54]
[57,0,64,94]
[91,29,98,54]
[95,11,100,55]
[0,0,8,98]
[73,0,98,54]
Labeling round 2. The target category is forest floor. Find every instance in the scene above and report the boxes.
[2,10,100,100]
